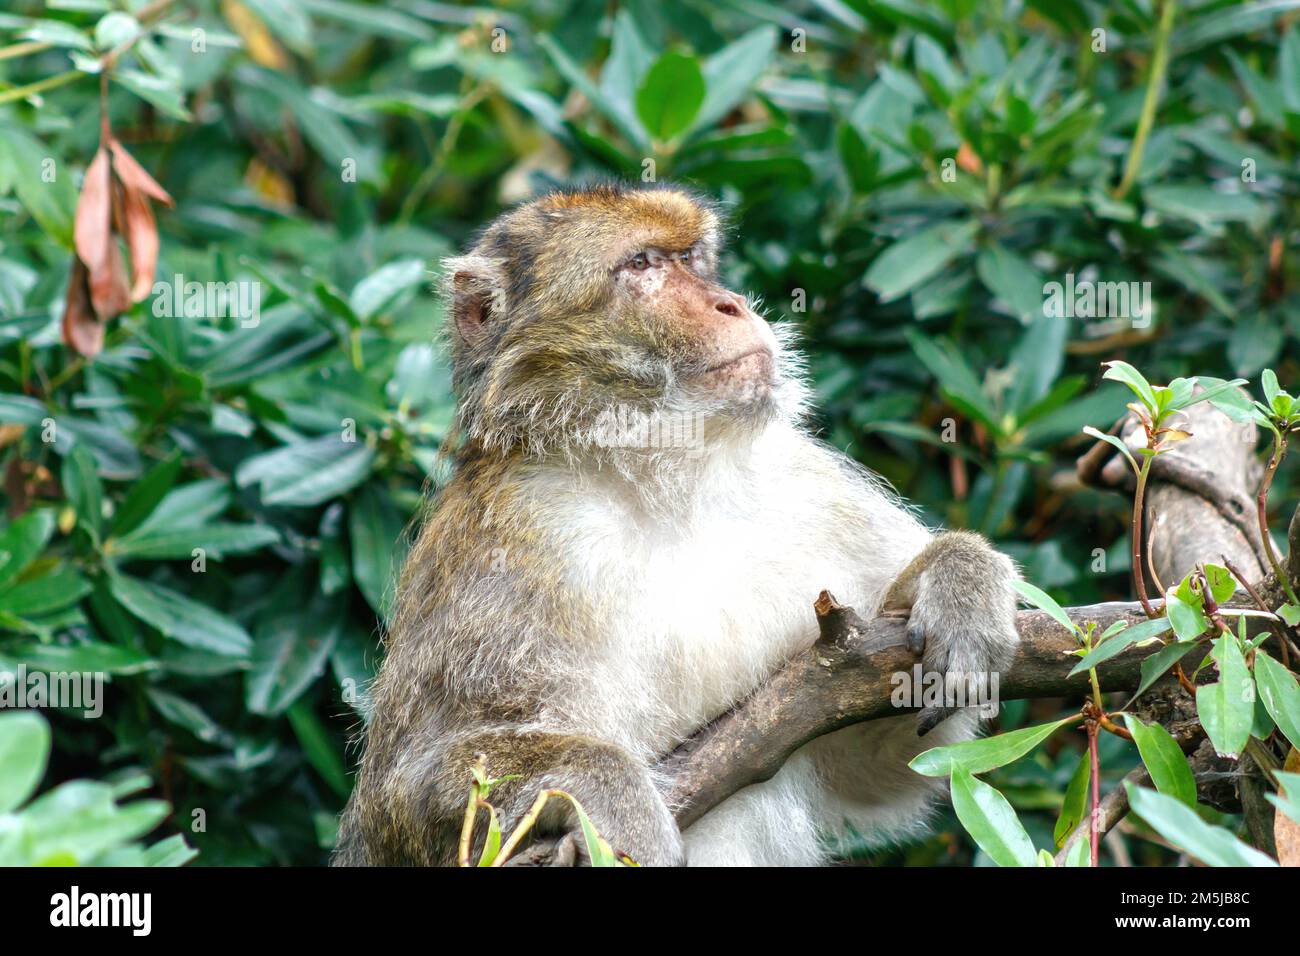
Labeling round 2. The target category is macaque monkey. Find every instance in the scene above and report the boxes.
[333,183,1019,866]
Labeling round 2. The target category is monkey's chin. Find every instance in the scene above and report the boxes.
[690,349,777,404]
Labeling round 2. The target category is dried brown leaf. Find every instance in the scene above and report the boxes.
[1278,747,1300,868]
[87,239,132,321]
[108,138,174,207]
[61,256,104,358]
[73,148,112,270]
[121,185,159,302]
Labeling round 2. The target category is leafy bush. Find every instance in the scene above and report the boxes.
[1,0,1299,865]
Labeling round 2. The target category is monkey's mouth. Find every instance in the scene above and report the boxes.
[702,347,773,375]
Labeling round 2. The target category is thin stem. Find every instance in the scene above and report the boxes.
[1223,555,1297,667]
[1132,454,1159,618]
[0,40,53,63]
[0,70,80,106]
[492,789,555,865]
[1113,0,1177,199]
[1088,719,1102,867]
[1258,430,1300,606]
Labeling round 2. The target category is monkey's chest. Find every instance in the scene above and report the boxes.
[577,521,865,756]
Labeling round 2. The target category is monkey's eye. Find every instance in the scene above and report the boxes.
[677,249,693,263]
[630,252,650,270]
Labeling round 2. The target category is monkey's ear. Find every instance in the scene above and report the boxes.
[444,256,503,345]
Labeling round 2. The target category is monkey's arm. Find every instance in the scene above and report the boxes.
[879,530,1020,734]
[447,729,685,866]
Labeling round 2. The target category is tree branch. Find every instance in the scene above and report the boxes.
[660,596,1166,828]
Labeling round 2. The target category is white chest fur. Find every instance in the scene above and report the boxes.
[526,423,929,760]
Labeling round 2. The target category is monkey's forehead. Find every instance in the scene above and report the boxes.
[496,185,721,267]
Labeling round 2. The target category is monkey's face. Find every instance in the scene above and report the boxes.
[445,185,796,456]
[611,244,779,407]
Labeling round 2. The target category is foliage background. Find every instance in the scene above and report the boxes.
[1,0,1298,865]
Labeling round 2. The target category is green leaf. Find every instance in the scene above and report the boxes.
[286,699,350,799]
[0,711,50,813]
[110,451,183,537]
[108,571,251,657]
[950,768,1036,867]
[549,790,619,866]
[976,243,1045,325]
[0,569,91,617]
[910,716,1076,776]
[693,26,777,132]
[1053,752,1091,848]
[349,483,409,618]
[349,258,426,321]
[246,591,343,716]
[635,51,706,142]
[1100,360,1157,413]
[538,34,647,150]
[1165,592,1209,641]
[905,328,998,429]
[0,509,56,588]
[1130,640,1197,701]
[1125,784,1277,867]
[1069,617,1171,677]
[1011,579,1075,634]
[142,833,198,867]
[110,523,280,561]
[864,220,979,303]
[236,437,375,508]
[1196,635,1254,758]
[0,125,77,246]
[1081,426,1139,477]
[1267,771,1300,825]
[1124,715,1196,806]
[1253,650,1300,752]
[62,444,103,537]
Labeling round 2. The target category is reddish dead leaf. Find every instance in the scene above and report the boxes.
[956,141,983,175]
[1277,748,1300,867]
[121,184,159,302]
[73,147,112,272]
[87,238,132,322]
[108,138,174,206]
[61,256,104,358]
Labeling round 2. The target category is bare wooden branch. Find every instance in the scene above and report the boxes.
[661,597,1165,828]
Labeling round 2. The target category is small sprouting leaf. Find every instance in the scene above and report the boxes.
[1101,360,1158,413]
[1069,617,1171,677]
[1082,426,1139,477]
[1165,592,1209,641]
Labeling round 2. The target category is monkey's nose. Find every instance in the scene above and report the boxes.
[713,294,743,318]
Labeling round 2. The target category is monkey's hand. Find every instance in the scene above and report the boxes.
[880,531,1019,736]
[479,733,686,866]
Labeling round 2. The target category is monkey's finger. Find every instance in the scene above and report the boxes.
[916,705,957,737]
[906,623,926,656]
[553,831,582,867]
